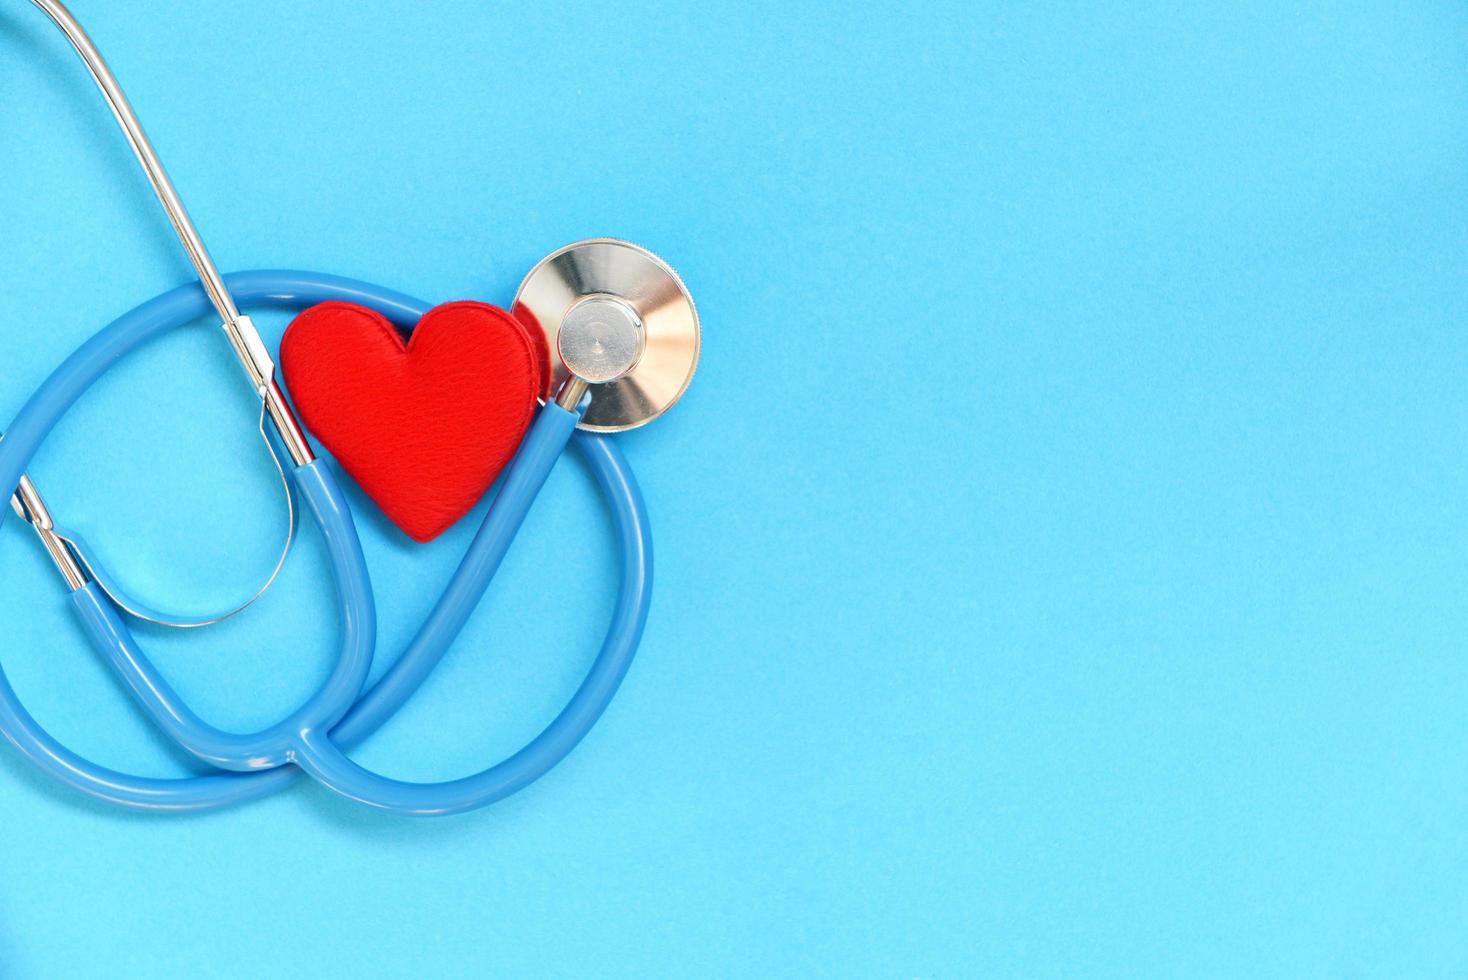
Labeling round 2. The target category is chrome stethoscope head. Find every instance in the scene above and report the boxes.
[513,239,701,432]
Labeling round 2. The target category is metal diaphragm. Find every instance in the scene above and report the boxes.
[512,238,701,432]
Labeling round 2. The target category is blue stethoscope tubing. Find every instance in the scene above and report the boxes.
[0,270,652,815]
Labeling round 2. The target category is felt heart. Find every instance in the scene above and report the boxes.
[280,300,548,543]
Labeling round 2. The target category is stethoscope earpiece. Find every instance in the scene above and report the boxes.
[514,238,701,433]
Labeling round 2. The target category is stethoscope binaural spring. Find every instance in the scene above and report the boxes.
[0,0,698,815]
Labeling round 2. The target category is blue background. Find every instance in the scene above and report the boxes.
[0,0,1464,975]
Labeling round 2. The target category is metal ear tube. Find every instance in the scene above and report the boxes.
[15,0,305,624]
[30,0,314,465]
[10,473,87,590]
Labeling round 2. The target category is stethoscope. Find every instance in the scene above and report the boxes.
[0,0,698,816]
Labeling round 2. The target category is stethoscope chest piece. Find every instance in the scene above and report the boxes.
[513,238,701,432]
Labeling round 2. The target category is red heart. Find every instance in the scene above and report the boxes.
[281,301,548,543]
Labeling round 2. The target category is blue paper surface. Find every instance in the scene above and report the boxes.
[1,0,1466,975]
